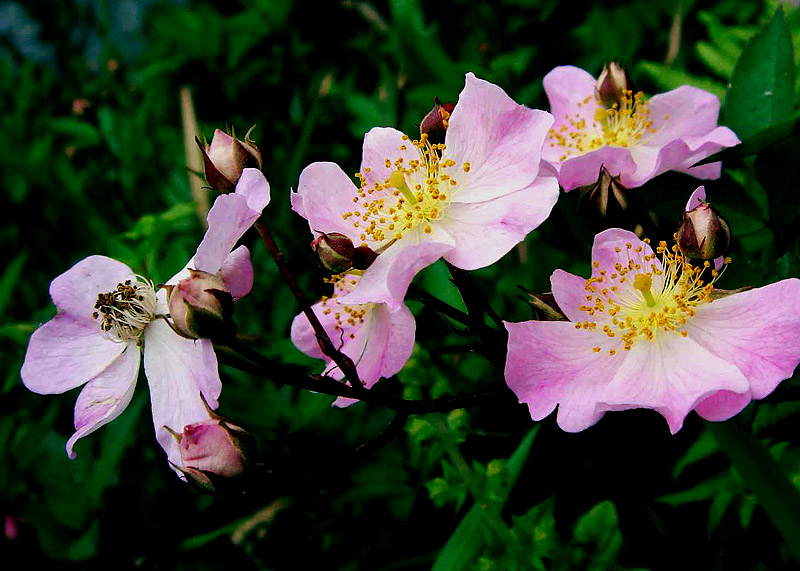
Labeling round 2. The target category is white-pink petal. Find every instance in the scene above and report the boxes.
[219,245,253,301]
[294,161,362,239]
[66,343,140,458]
[49,255,134,322]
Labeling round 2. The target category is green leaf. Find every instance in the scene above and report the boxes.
[432,427,538,571]
[707,420,800,561]
[753,127,800,234]
[693,112,799,166]
[725,9,796,140]
[0,251,27,319]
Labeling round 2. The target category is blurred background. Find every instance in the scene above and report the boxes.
[3,0,800,569]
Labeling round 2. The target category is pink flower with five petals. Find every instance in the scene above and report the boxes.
[542,66,740,191]
[292,73,559,310]
[21,168,270,474]
[504,228,800,433]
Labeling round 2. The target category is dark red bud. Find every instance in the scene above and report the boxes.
[312,233,356,273]
[420,97,453,145]
[595,61,636,109]
[352,245,379,270]
[677,202,731,260]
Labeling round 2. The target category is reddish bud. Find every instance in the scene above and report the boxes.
[677,201,731,260]
[167,270,234,340]
[312,232,356,273]
[352,245,378,271]
[420,97,454,145]
[179,418,249,493]
[594,61,636,109]
[198,127,262,192]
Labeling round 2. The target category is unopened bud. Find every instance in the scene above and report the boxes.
[420,97,454,145]
[179,418,249,493]
[677,201,731,260]
[584,166,628,218]
[594,62,636,109]
[198,127,262,192]
[352,245,378,271]
[312,232,355,273]
[167,270,235,340]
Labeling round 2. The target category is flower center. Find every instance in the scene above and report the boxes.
[343,134,466,248]
[93,276,158,344]
[574,239,728,354]
[547,90,660,161]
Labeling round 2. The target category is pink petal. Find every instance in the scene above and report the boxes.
[686,279,800,400]
[550,269,591,322]
[647,86,730,146]
[294,161,361,239]
[21,315,127,394]
[235,168,271,213]
[339,225,455,310]
[290,301,328,361]
[693,389,753,422]
[439,175,559,270]
[143,319,221,468]
[446,73,554,203]
[504,320,625,431]
[685,186,706,210]
[66,343,140,458]
[542,66,598,139]
[49,255,134,322]
[195,198,255,275]
[206,130,238,182]
[603,334,749,433]
[556,146,638,191]
[219,245,253,301]
[360,127,419,191]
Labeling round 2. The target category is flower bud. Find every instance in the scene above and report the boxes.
[311,232,356,273]
[583,166,628,218]
[594,61,636,109]
[677,201,731,260]
[352,245,378,271]
[198,127,262,192]
[167,270,235,340]
[420,97,454,145]
[179,419,248,493]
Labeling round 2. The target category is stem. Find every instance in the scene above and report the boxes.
[254,217,364,390]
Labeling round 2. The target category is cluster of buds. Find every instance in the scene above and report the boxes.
[677,199,731,261]
[594,61,636,109]
[166,270,235,341]
[198,127,262,192]
[311,232,378,274]
[174,414,251,493]
[419,96,454,145]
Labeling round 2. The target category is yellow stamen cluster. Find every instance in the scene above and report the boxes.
[547,90,659,161]
[93,277,158,345]
[573,239,727,353]
[343,133,464,246]
[320,273,369,340]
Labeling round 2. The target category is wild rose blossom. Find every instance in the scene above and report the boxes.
[291,72,559,310]
[290,272,415,407]
[542,65,740,191]
[21,168,270,474]
[504,228,800,433]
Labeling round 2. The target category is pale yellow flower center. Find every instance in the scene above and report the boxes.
[93,277,158,345]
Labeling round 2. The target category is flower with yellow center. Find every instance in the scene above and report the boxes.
[292,73,559,310]
[541,66,740,191]
[505,228,800,434]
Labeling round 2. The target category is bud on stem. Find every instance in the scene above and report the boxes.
[677,200,731,261]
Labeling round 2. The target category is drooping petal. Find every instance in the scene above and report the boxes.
[194,168,270,275]
[143,319,221,468]
[602,334,749,433]
[439,175,559,270]
[66,342,140,458]
[504,320,625,431]
[21,314,127,394]
[693,389,753,422]
[686,279,800,400]
[360,127,419,191]
[49,255,134,322]
[294,161,361,239]
[340,225,455,310]
[219,245,253,301]
[446,73,554,203]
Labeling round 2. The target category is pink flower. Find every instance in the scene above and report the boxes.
[178,418,248,491]
[542,66,740,191]
[290,272,415,407]
[504,228,800,433]
[292,72,559,310]
[20,169,270,473]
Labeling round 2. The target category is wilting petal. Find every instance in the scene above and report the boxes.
[686,279,800,400]
[446,73,553,203]
[21,314,127,394]
[66,343,140,458]
[49,255,134,321]
[143,319,220,467]
[440,175,559,270]
[341,225,455,310]
[294,161,362,238]
[219,245,253,301]
[195,169,270,274]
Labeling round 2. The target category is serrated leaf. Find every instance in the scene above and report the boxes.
[725,9,796,140]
